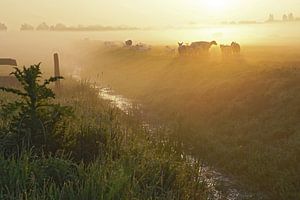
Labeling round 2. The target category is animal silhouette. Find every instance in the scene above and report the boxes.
[125,40,133,47]
[178,42,193,56]
[231,42,241,54]
[190,41,218,52]
[220,45,233,56]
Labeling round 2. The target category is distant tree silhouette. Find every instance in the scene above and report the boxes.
[0,23,7,31]
[268,14,274,22]
[20,23,34,31]
[36,22,50,31]
[288,13,294,21]
[282,14,288,21]
[50,23,67,31]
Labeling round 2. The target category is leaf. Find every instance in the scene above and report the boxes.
[43,76,64,86]
[0,63,72,150]
[0,87,27,97]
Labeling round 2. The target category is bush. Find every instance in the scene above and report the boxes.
[0,64,72,154]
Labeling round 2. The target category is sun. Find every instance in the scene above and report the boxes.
[205,0,226,8]
[191,0,232,13]
[206,0,227,10]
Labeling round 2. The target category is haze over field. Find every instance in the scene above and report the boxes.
[1,0,300,28]
[1,1,300,200]
[1,0,300,58]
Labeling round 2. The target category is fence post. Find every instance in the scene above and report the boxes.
[53,53,61,88]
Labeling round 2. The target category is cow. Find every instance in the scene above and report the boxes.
[231,42,241,54]
[220,42,241,59]
[133,43,151,52]
[190,41,218,54]
[220,45,233,56]
[178,42,192,56]
[165,46,176,55]
[125,40,133,47]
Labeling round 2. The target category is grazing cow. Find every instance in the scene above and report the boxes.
[220,42,241,58]
[133,43,151,52]
[104,41,118,48]
[220,45,233,57]
[178,42,192,56]
[231,42,241,54]
[165,46,176,55]
[125,40,133,47]
[190,41,218,54]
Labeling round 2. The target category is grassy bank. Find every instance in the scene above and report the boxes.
[0,66,208,200]
[80,45,300,199]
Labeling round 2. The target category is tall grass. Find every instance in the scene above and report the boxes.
[0,73,208,200]
[80,46,300,199]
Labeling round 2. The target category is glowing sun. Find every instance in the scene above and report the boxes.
[205,0,228,11]
[192,0,233,13]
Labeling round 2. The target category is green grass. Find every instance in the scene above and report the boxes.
[0,76,208,200]
[79,45,300,199]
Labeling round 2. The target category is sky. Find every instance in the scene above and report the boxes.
[0,0,300,29]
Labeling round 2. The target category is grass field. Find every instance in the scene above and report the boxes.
[0,70,210,200]
[78,43,300,199]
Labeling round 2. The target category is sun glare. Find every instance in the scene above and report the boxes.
[193,0,232,13]
[207,0,226,8]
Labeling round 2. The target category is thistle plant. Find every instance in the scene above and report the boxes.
[0,64,72,153]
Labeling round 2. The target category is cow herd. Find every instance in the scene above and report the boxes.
[124,40,151,52]
[178,41,218,56]
[220,42,241,56]
[112,40,242,57]
[178,40,241,57]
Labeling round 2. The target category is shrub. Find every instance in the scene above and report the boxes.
[0,64,72,154]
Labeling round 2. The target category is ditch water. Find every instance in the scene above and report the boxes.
[97,86,254,200]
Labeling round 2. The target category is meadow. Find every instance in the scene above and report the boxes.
[0,66,210,200]
[78,43,300,199]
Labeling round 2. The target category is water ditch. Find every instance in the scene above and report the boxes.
[97,86,254,200]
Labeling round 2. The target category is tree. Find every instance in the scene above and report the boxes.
[0,23,7,31]
[288,13,294,21]
[282,14,288,21]
[51,23,67,31]
[0,64,72,153]
[36,22,50,31]
[20,23,34,31]
[268,14,274,22]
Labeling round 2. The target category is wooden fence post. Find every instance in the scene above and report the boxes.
[53,53,61,88]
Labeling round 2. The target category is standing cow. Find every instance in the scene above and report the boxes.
[231,42,241,54]
[190,41,218,55]
[125,40,133,47]
[178,42,192,56]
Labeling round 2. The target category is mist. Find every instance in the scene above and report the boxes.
[1,22,300,68]
[1,1,300,199]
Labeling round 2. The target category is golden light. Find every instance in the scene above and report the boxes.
[191,0,233,14]
[206,0,227,10]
